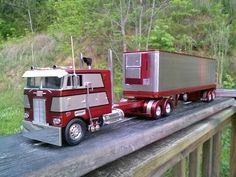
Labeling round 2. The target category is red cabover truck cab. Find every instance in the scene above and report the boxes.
[22,68,113,146]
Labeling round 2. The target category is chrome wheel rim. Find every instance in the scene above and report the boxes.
[212,92,215,100]
[208,94,212,101]
[166,103,171,114]
[69,123,82,141]
[183,94,188,102]
[155,106,161,117]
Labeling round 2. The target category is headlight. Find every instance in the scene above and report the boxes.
[24,112,29,119]
[53,118,61,125]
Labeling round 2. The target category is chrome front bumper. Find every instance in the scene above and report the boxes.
[22,120,62,146]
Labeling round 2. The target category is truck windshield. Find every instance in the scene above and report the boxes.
[26,77,62,89]
[27,77,41,88]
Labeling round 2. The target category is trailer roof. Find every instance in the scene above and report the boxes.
[123,50,215,60]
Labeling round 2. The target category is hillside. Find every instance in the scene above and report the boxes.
[0,35,55,134]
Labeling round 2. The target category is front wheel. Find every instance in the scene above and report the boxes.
[64,118,86,146]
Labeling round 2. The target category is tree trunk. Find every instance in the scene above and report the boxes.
[146,0,156,50]
[138,0,143,50]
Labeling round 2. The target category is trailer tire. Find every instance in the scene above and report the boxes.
[64,118,86,146]
[211,90,216,101]
[207,92,212,102]
[182,93,188,102]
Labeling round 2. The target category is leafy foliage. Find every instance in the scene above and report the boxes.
[149,20,175,51]
[223,74,236,88]
[0,0,54,41]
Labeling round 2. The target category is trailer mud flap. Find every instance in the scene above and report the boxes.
[22,120,62,146]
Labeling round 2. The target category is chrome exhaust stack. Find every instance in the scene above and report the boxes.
[80,53,84,69]
[108,49,114,105]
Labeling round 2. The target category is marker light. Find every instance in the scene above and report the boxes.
[53,118,61,125]
[24,112,29,119]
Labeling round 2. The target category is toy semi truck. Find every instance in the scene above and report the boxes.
[22,50,216,146]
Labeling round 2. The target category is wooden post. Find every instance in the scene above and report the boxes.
[202,138,213,177]
[189,147,201,177]
[230,114,236,177]
[211,132,221,177]
[173,159,186,177]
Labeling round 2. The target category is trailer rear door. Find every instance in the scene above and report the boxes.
[124,53,150,85]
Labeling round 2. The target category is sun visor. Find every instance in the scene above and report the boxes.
[22,69,68,78]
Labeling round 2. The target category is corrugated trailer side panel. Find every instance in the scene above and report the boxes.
[123,50,216,98]
[158,52,216,92]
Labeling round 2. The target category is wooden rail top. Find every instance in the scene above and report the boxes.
[216,88,236,98]
[0,98,235,177]
[86,105,236,177]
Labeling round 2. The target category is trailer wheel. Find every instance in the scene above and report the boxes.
[64,118,86,146]
[207,92,212,102]
[163,102,172,116]
[182,93,188,102]
[211,91,216,101]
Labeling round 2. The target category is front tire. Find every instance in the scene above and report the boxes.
[64,118,86,146]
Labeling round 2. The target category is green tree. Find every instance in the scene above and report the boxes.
[149,21,175,51]
[0,0,54,41]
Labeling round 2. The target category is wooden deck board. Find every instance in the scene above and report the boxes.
[0,98,235,177]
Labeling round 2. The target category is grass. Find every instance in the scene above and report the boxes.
[220,125,231,177]
[0,90,23,135]
[0,34,58,135]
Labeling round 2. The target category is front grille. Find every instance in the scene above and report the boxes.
[33,98,46,125]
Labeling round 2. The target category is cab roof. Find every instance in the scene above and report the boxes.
[22,69,68,78]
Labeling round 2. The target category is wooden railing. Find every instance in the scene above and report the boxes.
[85,105,236,177]
[0,97,235,177]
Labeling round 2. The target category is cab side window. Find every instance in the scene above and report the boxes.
[67,74,83,89]
[77,75,83,87]
[67,76,72,87]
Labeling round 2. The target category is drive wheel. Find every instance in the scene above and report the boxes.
[64,118,86,146]
[163,102,173,116]
[154,105,162,119]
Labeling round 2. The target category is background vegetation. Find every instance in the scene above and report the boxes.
[0,0,235,176]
